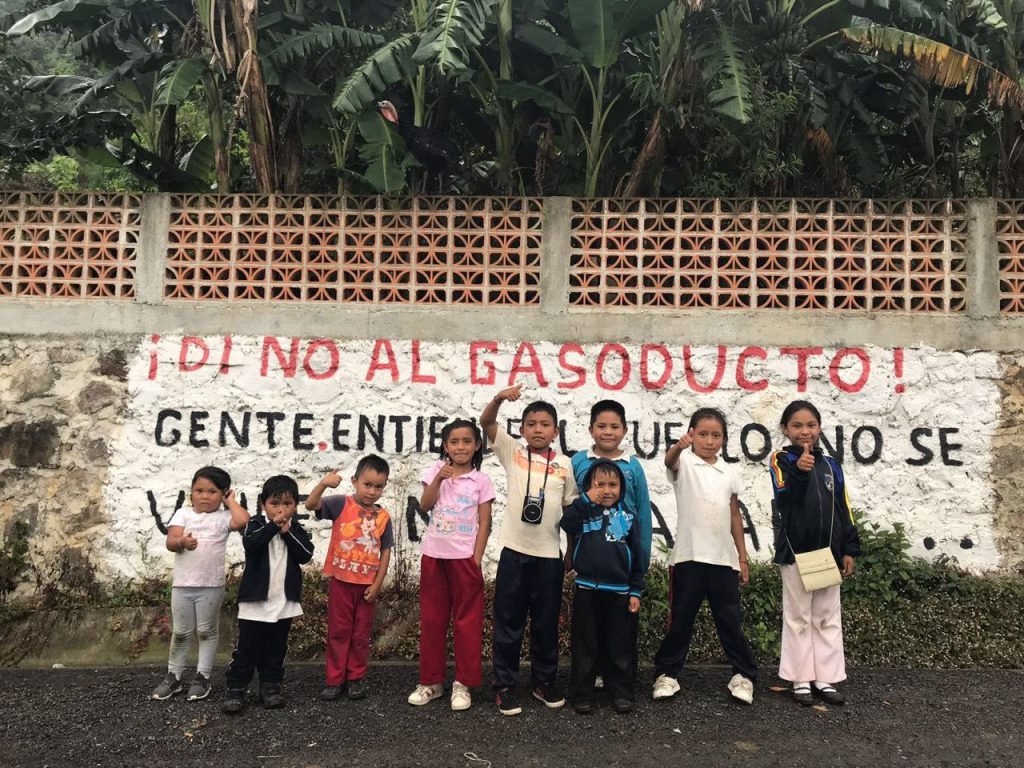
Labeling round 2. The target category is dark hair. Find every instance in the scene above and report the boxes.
[780,400,822,428]
[583,459,624,490]
[259,475,298,504]
[355,454,390,478]
[192,466,231,493]
[522,400,558,424]
[439,418,484,470]
[590,399,626,427]
[689,407,727,434]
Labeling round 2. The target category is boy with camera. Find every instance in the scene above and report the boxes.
[481,385,579,716]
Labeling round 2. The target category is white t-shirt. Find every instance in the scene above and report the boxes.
[167,507,233,588]
[490,427,578,559]
[237,534,303,623]
[668,450,743,570]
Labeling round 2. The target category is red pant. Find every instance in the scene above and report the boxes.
[419,555,484,687]
[325,578,376,685]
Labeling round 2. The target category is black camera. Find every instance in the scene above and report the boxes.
[521,494,544,525]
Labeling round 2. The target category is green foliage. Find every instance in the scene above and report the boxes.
[414,0,498,75]
[0,521,31,604]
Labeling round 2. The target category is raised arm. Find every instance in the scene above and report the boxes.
[305,470,341,511]
[224,489,250,531]
[665,428,694,471]
[480,385,523,443]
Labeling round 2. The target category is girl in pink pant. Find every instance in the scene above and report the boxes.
[407,419,494,711]
[769,400,860,707]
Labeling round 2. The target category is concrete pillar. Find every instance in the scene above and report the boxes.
[539,197,572,315]
[136,194,171,306]
[966,198,1001,319]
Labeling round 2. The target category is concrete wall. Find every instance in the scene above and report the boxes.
[1,195,1023,591]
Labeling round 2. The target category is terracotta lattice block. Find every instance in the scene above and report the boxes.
[569,198,967,312]
[164,195,543,305]
[0,192,140,299]
[996,200,1024,314]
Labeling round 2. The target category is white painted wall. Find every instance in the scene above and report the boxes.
[104,335,1002,578]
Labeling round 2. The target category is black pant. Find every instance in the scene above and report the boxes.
[492,548,563,689]
[653,562,757,680]
[570,588,634,703]
[225,618,292,689]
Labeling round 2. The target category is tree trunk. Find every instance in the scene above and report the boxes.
[278,103,303,193]
[623,107,666,197]
[228,0,277,193]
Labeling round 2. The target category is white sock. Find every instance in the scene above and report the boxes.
[794,681,811,691]
[813,681,835,691]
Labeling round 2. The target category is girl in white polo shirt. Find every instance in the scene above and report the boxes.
[651,408,757,705]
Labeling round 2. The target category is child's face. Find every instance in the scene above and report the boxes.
[587,470,621,507]
[264,493,297,522]
[352,468,388,507]
[589,411,626,455]
[444,427,480,467]
[522,410,558,451]
[783,408,821,450]
[191,477,226,513]
[691,417,725,461]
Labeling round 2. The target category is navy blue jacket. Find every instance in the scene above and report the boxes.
[560,461,644,597]
[236,514,315,604]
[769,445,861,567]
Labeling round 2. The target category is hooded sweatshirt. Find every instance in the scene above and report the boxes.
[560,460,645,598]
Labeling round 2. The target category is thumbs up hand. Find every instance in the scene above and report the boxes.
[796,441,816,472]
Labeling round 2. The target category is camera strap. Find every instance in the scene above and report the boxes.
[523,447,552,501]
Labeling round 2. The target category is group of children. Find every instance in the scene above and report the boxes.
[151,391,860,715]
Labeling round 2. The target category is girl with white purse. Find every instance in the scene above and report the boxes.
[769,400,861,707]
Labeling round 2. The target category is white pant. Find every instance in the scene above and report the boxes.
[168,586,225,677]
[778,564,846,684]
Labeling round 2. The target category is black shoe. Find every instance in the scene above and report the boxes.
[496,686,522,716]
[531,681,566,709]
[573,699,593,715]
[813,685,845,706]
[221,688,246,715]
[261,683,284,709]
[319,684,344,701]
[612,698,634,714]
[347,678,368,700]
[793,686,814,707]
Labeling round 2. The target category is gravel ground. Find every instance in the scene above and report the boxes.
[2,664,1021,768]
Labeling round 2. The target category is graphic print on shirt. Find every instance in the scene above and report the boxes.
[323,496,392,584]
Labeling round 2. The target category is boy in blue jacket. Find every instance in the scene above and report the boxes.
[560,460,644,714]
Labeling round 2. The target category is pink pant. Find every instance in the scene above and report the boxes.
[325,578,375,685]
[419,555,484,687]
[779,564,846,684]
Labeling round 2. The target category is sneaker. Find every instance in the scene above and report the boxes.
[408,683,444,706]
[573,699,593,715]
[186,673,211,701]
[612,698,634,714]
[260,683,283,709]
[728,674,754,705]
[531,681,565,709]
[593,675,605,691]
[450,681,472,711]
[496,686,522,716]
[151,672,182,701]
[319,684,344,701]
[221,688,245,714]
[652,674,680,701]
[347,678,368,700]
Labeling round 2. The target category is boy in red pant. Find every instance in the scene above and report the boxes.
[305,455,393,701]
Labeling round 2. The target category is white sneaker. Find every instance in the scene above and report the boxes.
[728,673,754,705]
[450,681,472,711]
[652,674,680,700]
[407,683,444,706]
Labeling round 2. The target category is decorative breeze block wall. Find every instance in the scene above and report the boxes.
[164,195,543,305]
[996,200,1024,315]
[0,192,140,299]
[569,198,968,312]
